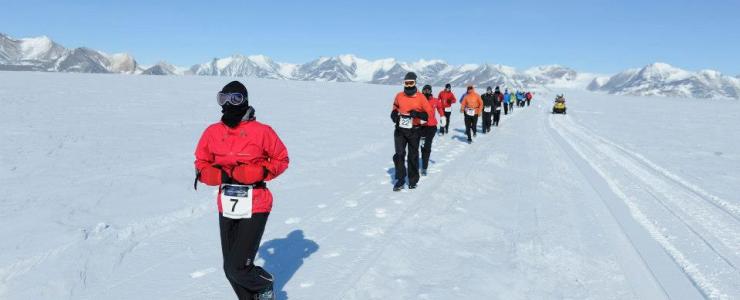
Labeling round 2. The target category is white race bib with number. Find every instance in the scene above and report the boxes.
[465,108,476,116]
[439,116,447,127]
[221,184,253,219]
[444,107,452,112]
[483,106,492,113]
[399,115,413,129]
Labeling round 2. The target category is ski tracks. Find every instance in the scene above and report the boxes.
[549,114,740,299]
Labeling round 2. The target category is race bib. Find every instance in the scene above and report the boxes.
[465,108,476,116]
[399,115,413,129]
[483,106,492,113]
[444,107,452,112]
[221,184,253,219]
[439,117,447,127]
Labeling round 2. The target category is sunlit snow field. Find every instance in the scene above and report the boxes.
[1,72,738,299]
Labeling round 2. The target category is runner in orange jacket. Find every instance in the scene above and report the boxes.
[460,85,483,143]
[390,72,432,191]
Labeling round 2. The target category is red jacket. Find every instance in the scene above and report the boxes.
[423,96,445,127]
[437,90,457,109]
[525,92,533,100]
[194,120,289,213]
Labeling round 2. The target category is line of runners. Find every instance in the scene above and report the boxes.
[390,72,534,191]
[191,78,536,299]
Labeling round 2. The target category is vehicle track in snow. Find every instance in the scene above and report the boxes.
[548,112,738,299]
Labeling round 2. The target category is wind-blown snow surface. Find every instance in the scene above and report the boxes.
[0,72,738,299]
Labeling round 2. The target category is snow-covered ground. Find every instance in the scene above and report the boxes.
[0,72,738,299]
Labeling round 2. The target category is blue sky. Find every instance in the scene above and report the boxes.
[2,0,739,74]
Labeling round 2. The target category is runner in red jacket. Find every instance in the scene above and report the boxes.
[194,81,289,300]
[437,83,456,135]
[419,84,445,175]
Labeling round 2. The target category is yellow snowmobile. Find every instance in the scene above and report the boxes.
[552,94,567,114]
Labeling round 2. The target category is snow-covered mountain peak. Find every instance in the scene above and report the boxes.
[637,62,691,81]
[142,61,179,75]
[458,64,480,72]
[588,62,740,99]
[408,59,446,70]
[19,36,54,58]
[336,54,366,66]
[108,53,137,73]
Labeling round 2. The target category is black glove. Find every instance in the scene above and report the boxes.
[409,110,428,121]
[390,110,399,124]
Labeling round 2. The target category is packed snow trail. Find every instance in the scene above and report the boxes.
[259,103,677,299]
[1,72,738,299]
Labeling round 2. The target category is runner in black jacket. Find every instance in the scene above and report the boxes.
[480,86,496,133]
[492,86,503,127]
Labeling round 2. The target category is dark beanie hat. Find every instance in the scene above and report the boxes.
[486,86,493,91]
[404,72,417,81]
[221,81,249,104]
[495,86,500,91]
[445,83,451,89]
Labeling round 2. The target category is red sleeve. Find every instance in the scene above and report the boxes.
[435,98,445,116]
[194,127,215,172]
[450,92,457,104]
[262,126,290,181]
[421,97,433,120]
[392,94,400,112]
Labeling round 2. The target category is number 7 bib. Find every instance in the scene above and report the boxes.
[221,184,254,219]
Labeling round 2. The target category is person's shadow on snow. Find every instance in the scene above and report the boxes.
[259,230,319,300]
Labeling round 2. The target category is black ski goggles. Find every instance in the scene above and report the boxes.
[217,92,247,106]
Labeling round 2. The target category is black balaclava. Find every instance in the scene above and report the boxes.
[404,72,418,96]
[220,81,250,128]
[422,85,433,99]
[445,83,451,91]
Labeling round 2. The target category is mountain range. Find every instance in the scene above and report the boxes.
[1,33,738,99]
[588,63,740,99]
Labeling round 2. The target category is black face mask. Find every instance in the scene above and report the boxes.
[221,104,249,128]
[423,92,432,99]
[404,86,417,96]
